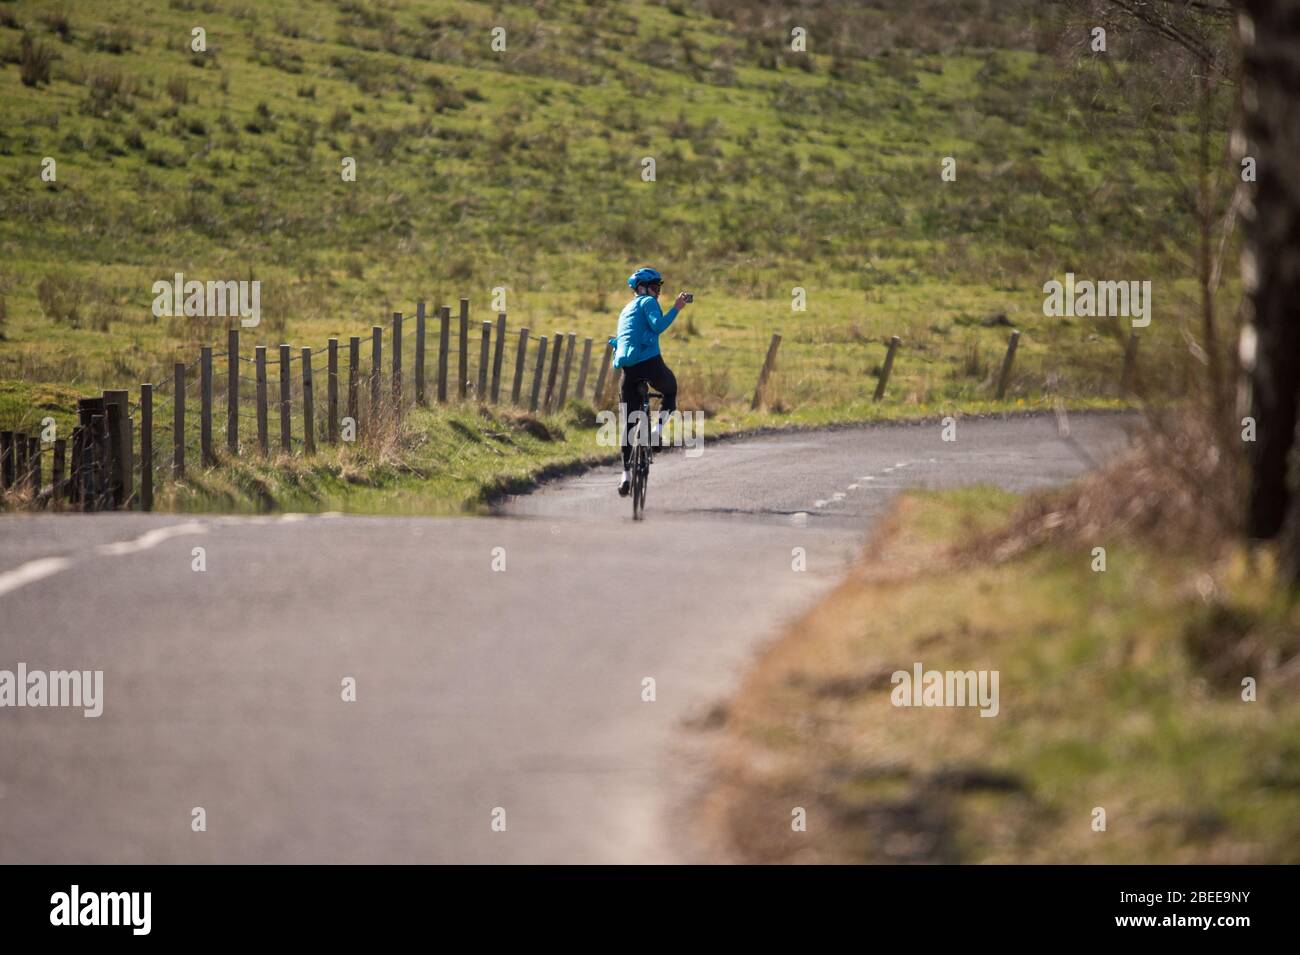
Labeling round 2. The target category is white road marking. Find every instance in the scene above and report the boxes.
[1,522,210,599]
[0,557,74,599]
[847,484,859,490]
[96,522,208,556]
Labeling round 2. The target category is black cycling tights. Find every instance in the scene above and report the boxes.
[619,354,677,470]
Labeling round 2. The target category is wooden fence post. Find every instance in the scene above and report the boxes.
[28,436,40,496]
[437,306,450,403]
[82,425,96,510]
[391,311,403,408]
[103,390,128,506]
[255,346,269,454]
[173,363,185,477]
[530,336,548,413]
[0,430,11,490]
[328,338,339,444]
[511,327,529,405]
[279,344,292,453]
[995,330,1021,400]
[458,298,469,400]
[139,384,152,512]
[348,336,360,426]
[415,301,426,405]
[74,401,94,506]
[874,336,901,402]
[544,332,562,412]
[80,424,94,510]
[227,327,239,455]
[478,321,491,401]
[200,347,214,466]
[93,413,112,510]
[302,347,315,454]
[13,432,26,494]
[370,325,383,420]
[576,338,593,400]
[104,388,132,506]
[751,333,782,410]
[70,427,83,505]
[594,342,614,408]
[53,437,67,506]
[491,313,506,403]
[557,333,576,408]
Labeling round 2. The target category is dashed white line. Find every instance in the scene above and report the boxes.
[0,557,74,599]
[96,522,208,556]
[1,522,210,600]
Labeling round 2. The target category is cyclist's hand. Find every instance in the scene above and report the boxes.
[674,291,691,310]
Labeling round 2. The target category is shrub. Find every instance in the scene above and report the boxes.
[166,75,189,104]
[86,67,135,112]
[327,105,351,131]
[92,26,132,54]
[39,10,72,41]
[20,34,54,87]
[35,274,85,327]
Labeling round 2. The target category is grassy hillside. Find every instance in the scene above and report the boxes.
[0,0,1234,508]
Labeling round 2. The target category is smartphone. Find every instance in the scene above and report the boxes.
[683,292,694,303]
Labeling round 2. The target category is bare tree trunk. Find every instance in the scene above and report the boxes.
[1236,1,1300,578]
[1198,70,1224,416]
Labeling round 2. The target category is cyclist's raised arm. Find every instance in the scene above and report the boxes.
[640,294,680,334]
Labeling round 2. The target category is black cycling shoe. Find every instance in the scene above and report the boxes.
[617,477,631,497]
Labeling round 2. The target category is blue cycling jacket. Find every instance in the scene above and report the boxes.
[609,295,679,368]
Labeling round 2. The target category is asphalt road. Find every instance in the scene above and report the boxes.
[0,412,1136,863]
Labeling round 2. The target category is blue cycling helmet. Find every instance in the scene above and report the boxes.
[627,267,663,290]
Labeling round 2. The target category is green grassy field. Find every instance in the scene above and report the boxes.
[0,0,1233,510]
[703,487,1300,863]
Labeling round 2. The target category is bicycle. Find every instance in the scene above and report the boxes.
[628,381,662,521]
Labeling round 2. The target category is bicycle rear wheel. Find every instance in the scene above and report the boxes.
[636,450,649,516]
[631,446,646,519]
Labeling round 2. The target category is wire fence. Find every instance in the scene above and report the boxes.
[1,296,1166,512]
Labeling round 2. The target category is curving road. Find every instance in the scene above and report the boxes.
[0,412,1135,863]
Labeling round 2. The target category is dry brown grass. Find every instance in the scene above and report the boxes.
[966,411,1241,564]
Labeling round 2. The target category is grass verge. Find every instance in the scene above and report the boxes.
[697,485,1300,863]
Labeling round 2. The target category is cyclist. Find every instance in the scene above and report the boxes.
[610,267,691,497]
